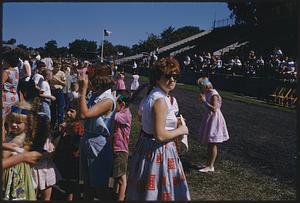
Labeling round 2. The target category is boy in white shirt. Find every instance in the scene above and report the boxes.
[40,69,56,120]
[32,61,46,91]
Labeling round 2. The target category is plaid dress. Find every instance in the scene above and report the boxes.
[126,87,190,201]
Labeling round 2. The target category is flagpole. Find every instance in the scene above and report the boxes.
[101,29,104,62]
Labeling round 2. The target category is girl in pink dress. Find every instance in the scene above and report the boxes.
[197,77,229,173]
[116,69,126,90]
[112,90,132,201]
[31,113,61,200]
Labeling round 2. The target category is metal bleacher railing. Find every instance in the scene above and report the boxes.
[213,18,235,29]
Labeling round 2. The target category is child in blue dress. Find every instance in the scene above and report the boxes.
[78,62,116,200]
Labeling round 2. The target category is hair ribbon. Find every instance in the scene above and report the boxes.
[10,106,31,115]
[202,78,211,86]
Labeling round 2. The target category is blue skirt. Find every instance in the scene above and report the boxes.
[126,131,191,201]
[80,135,113,187]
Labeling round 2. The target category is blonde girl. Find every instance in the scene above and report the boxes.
[3,101,36,200]
[196,77,229,172]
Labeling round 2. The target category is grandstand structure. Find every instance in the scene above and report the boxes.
[115,24,251,64]
[213,41,249,56]
[117,15,296,63]
[115,29,213,64]
[115,17,297,108]
[156,29,213,55]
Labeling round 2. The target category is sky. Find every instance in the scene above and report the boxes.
[3,2,232,49]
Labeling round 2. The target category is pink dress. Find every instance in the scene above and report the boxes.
[113,107,132,153]
[32,138,62,190]
[116,74,126,90]
[198,89,229,144]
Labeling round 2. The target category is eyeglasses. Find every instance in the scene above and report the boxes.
[163,73,179,81]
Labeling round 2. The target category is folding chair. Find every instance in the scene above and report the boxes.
[278,88,292,106]
[286,88,298,108]
[269,87,284,104]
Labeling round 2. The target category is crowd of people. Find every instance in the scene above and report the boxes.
[179,47,297,82]
[136,46,297,83]
[2,46,231,201]
[1,47,134,200]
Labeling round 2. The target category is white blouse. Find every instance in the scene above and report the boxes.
[141,86,177,134]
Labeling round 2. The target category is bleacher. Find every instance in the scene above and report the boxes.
[157,29,213,54]
[115,29,213,64]
[116,17,297,109]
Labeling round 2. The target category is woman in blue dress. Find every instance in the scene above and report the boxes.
[78,63,116,200]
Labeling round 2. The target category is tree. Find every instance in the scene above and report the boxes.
[141,33,162,53]
[160,26,175,46]
[35,47,45,57]
[160,26,203,46]
[7,38,16,45]
[69,39,97,60]
[44,40,58,57]
[227,0,297,25]
[169,26,202,43]
[131,44,141,55]
[98,40,117,60]
[57,47,69,57]
[115,45,132,57]
[17,44,28,50]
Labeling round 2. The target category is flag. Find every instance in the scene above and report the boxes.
[104,29,112,36]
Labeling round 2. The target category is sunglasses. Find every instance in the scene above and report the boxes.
[163,73,179,80]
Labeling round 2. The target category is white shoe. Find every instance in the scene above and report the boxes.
[198,166,214,173]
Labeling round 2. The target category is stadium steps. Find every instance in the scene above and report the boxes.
[156,29,212,54]
[170,45,197,56]
[213,41,249,55]
[115,29,212,64]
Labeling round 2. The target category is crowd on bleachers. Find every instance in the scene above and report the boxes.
[178,46,297,82]
[136,46,297,83]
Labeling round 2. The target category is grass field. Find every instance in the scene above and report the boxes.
[127,75,296,200]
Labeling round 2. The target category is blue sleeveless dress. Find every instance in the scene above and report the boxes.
[80,89,116,187]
